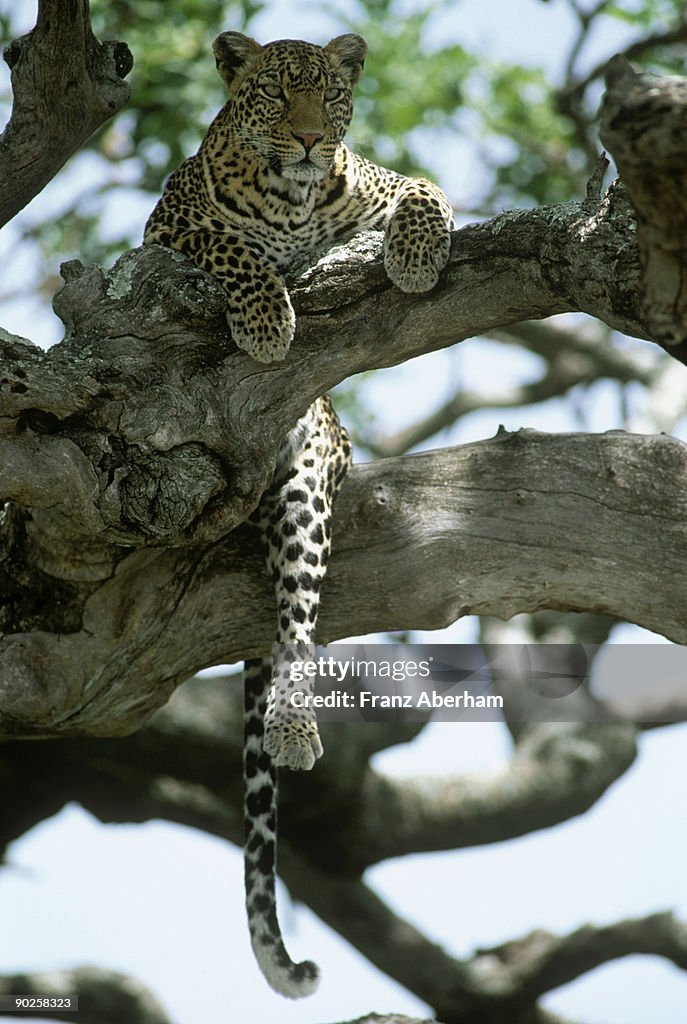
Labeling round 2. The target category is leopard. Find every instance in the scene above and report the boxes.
[144,31,453,998]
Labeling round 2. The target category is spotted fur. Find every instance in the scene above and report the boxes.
[144,32,452,998]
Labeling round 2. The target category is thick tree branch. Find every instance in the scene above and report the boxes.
[600,57,687,347]
[0,968,172,1024]
[0,0,132,226]
[258,845,687,1023]
[309,877,687,1023]
[1,429,686,738]
[357,720,636,863]
[346,645,639,864]
[0,179,676,551]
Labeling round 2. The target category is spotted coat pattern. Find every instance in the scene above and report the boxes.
[143,31,453,999]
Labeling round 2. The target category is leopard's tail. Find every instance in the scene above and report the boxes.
[243,656,320,998]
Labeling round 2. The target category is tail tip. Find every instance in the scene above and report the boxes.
[262,955,320,999]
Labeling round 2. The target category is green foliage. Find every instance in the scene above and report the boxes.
[90,1,262,188]
[474,63,583,208]
[342,4,474,177]
[604,0,686,27]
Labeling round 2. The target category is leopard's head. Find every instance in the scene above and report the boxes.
[212,33,367,182]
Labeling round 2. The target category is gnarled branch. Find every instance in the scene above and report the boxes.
[0,0,132,226]
[600,56,687,347]
[0,176,673,553]
[1,429,686,738]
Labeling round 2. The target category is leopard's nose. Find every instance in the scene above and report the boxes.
[294,131,323,152]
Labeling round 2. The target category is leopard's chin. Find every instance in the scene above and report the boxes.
[282,159,327,183]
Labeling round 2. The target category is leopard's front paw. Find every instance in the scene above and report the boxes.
[263,718,324,771]
[384,214,451,293]
[228,288,296,363]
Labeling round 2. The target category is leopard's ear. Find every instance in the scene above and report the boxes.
[324,34,367,86]
[213,32,263,88]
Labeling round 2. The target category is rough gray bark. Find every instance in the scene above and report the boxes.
[0,0,132,226]
[600,56,687,347]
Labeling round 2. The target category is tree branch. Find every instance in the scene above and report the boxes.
[325,1018,447,1024]
[357,720,636,864]
[600,56,687,347]
[0,173,677,559]
[560,21,687,115]
[0,178,677,554]
[478,911,687,999]
[1,428,686,738]
[0,967,172,1024]
[0,0,132,226]
[490,320,656,385]
[2,675,670,1024]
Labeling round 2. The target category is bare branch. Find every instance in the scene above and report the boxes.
[284,857,686,1023]
[363,365,595,458]
[0,967,173,1024]
[478,911,687,999]
[561,21,687,114]
[356,721,636,863]
[491,320,656,383]
[0,0,132,226]
[600,57,687,347]
[325,1017,447,1024]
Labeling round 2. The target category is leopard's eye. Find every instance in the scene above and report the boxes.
[259,81,284,100]
[324,86,344,102]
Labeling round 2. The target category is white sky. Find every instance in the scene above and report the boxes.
[1,1,686,1023]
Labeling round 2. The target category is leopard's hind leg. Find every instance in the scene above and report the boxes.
[251,395,351,771]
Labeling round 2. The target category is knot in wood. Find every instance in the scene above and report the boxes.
[362,483,392,525]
